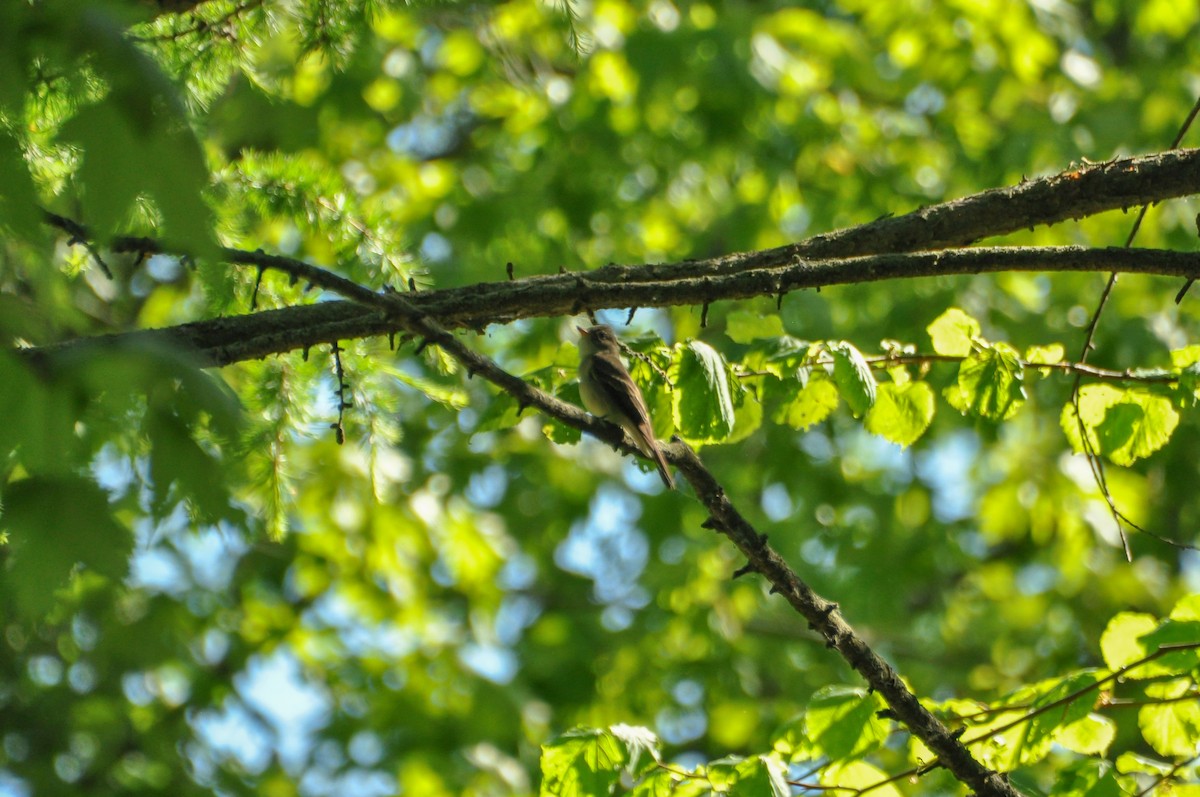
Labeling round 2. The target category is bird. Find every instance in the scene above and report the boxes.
[577,324,675,489]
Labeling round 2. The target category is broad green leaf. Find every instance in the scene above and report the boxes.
[146,408,233,523]
[1139,679,1200,757]
[864,381,934,447]
[1025,343,1064,365]
[2,476,132,618]
[0,350,79,473]
[0,130,42,240]
[546,381,584,445]
[725,380,763,444]
[704,756,788,797]
[1061,385,1179,466]
[477,392,525,432]
[1115,752,1174,776]
[770,376,839,430]
[726,311,785,343]
[927,308,981,356]
[1136,619,1200,675]
[609,724,660,775]
[731,756,789,797]
[1099,612,1157,672]
[1050,759,1121,797]
[55,9,216,258]
[827,341,876,417]
[1170,344,1200,368]
[704,756,744,791]
[1021,671,1103,764]
[674,340,736,443]
[823,761,903,797]
[1056,714,1115,756]
[945,343,1025,420]
[630,769,706,797]
[1178,362,1200,404]
[804,686,888,760]
[540,728,626,797]
[1170,593,1200,620]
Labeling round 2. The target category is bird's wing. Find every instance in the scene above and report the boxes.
[589,349,656,432]
[591,348,675,489]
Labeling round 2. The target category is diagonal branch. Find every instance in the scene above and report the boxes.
[139,249,1026,797]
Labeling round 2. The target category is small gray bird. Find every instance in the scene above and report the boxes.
[577,324,675,489]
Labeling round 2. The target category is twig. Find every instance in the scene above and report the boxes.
[202,251,1025,797]
[1068,95,1200,557]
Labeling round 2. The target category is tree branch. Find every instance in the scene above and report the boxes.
[166,250,1024,796]
[29,147,1200,366]
[25,244,1200,368]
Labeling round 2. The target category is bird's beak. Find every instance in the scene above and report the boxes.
[576,326,590,337]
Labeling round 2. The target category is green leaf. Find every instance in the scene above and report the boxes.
[540,728,627,797]
[1061,385,1179,466]
[1099,612,1157,672]
[0,130,43,240]
[827,340,876,417]
[927,308,981,356]
[1170,344,1200,368]
[1025,343,1064,365]
[1178,362,1200,404]
[630,769,703,797]
[725,379,763,444]
[769,376,839,430]
[945,343,1025,420]
[53,7,215,257]
[546,381,584,445]
[822,761,903,797]
[477,392,525,432]
[1020,671,1104,764]
[674,340,736,443]
[2,476,132,618]
[0,351,83,474]
[608,724,660,775]
[1050,759,1121,797]
[730,756,789,797]
[146,408,233,523]
[726,311,785,343]
[1056,714,1116,756]
[804,686,888,760]
[1139,679,1200,757]
[864,381,934,447]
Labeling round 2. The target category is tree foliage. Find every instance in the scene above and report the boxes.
[2,1,1200,796]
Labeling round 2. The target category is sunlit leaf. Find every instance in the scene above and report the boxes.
[804,686,888,760]
[826,340,876,417]
[1061,385,1179,466]
[540,728,627,797]
[864,380,934,446]
[945,343,1025,420]
[927,308,981,357]
[674,340,736,443]
[1139,680,1200,757]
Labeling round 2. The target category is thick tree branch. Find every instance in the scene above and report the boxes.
[28,148,1200,366]
[25,244,1200,367]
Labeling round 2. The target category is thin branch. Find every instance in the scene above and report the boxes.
[960,643,1200,748]
[739,353,1179,386]
[170,251,1022,797]
[1068,95,1200,557]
